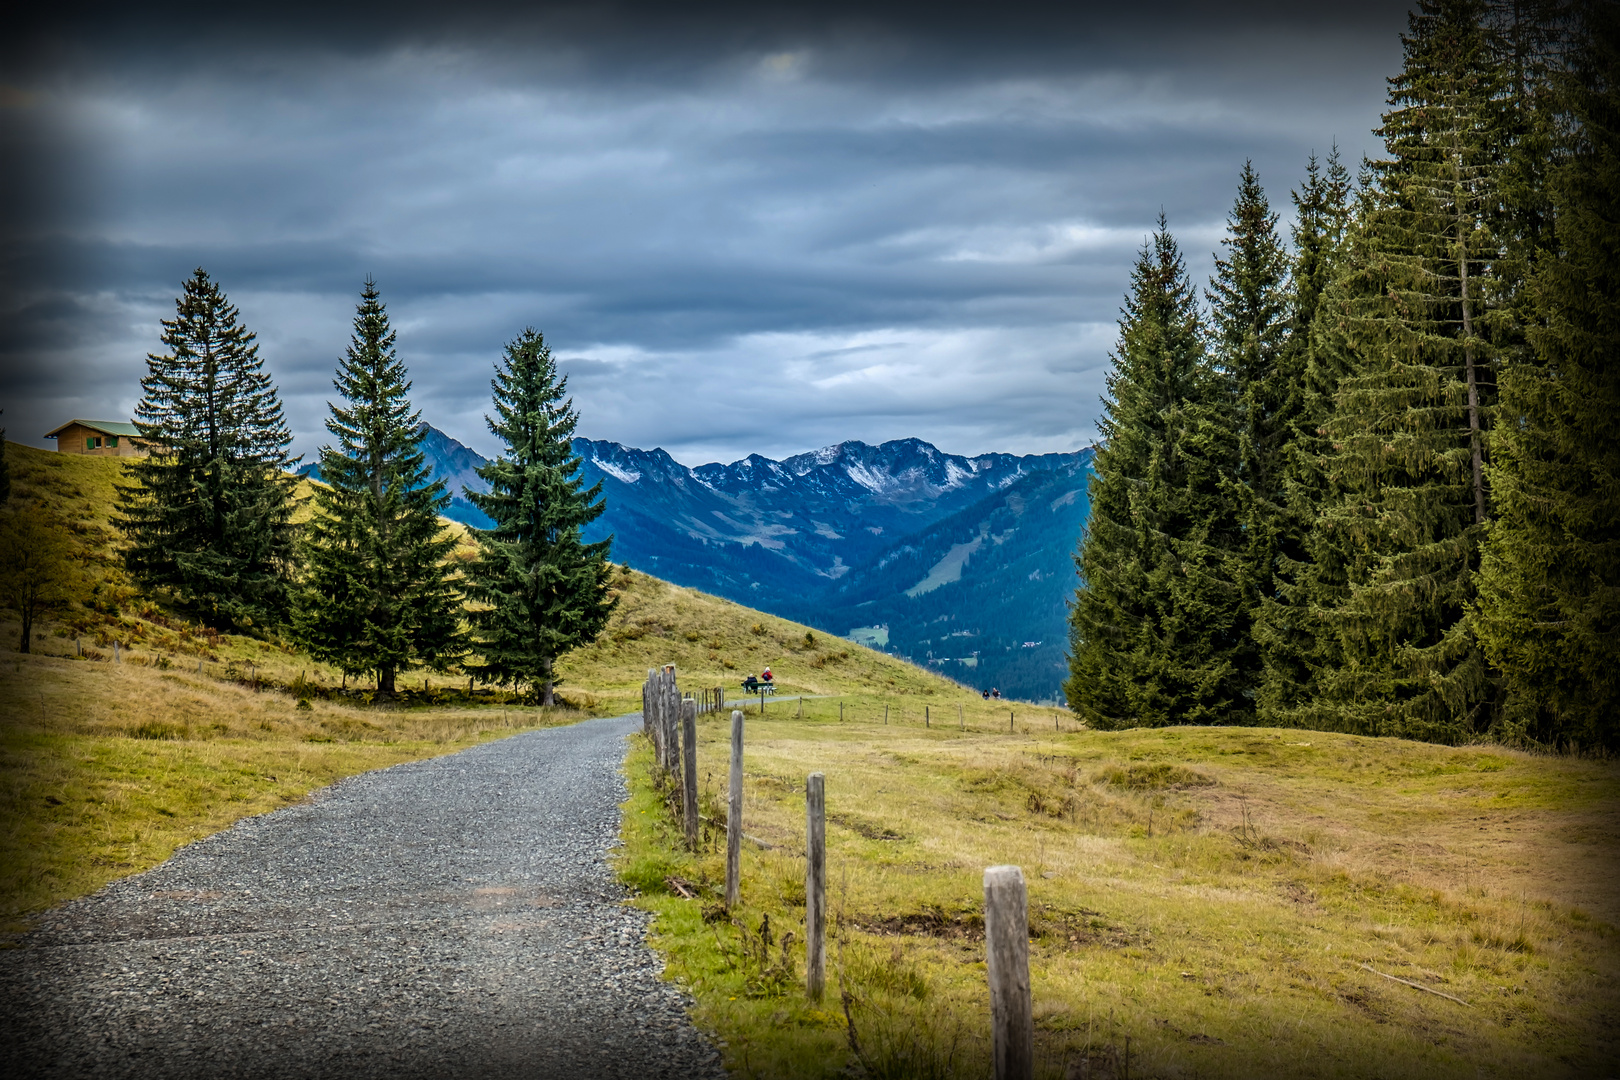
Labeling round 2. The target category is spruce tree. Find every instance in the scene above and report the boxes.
[465,328,617,705]
[1484,0,1566,356]
[117,269,298,630]
[1305,0,1504,739]
[1208,161,1291,514]
[1066,217,1250,727]
[1477,0,1620,749]
[293,279,465,695]
[1255,150,1357,722]
[1206,162,1291,711]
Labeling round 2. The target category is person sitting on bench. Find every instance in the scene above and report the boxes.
[762,666,773,684]
[743,674,760,692]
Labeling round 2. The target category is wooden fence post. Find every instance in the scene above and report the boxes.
[682,699,699,850]
[726,710,744,908]
[984,865,1034,1080]
[114,642,121,664]
[884,704,888,725]
[643,670,656,753]
[926,705,930,728]
[840,701,844,722]
[667,666,680,775]
[959,703,964,730]
[798,695,803,720]
[806,771,826,1001]
[660,667,680,777]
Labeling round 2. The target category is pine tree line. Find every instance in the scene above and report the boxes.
[117,272,616,700]
[1069,0,1618,749]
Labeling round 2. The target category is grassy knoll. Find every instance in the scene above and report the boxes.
[617,704,1620,1079]
[0,442,959,930]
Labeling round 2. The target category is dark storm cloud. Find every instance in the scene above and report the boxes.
[1,1,1409,463]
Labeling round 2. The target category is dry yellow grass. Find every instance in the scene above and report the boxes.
[618,706,1620,1079]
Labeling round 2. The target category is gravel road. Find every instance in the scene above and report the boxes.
[0,713,727,1080]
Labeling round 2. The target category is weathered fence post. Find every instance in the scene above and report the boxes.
[667,666,680,775]
[884,704,888,725]
[682,699,699,850]
[726,710,744,907]
[661,666,678,775]
[113,641,121,664]
[643,669,652,733]
[839,701,844,722]
[984,865,1034,1080]
[805,771,826,1001]
[798,695,803,720]
[926,705,930,728]
[959,702,964,730]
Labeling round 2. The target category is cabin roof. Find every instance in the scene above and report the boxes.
[44,419,142,439]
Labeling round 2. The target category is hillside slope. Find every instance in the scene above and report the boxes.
[2,441,972,705]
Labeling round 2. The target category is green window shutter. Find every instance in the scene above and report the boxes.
[87,436,95,449]
[107,436,118,447]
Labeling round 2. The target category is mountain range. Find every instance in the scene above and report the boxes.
[306,427,1094,701]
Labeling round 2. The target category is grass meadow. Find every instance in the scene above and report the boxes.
[616,703,1620,1079]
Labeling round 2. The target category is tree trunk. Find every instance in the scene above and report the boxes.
[17,604,31,653]
[1460,216,1486,524]
[378,665,396,698]
[542,657,555,707]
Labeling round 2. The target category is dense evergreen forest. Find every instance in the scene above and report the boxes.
[1069,0,1619,749]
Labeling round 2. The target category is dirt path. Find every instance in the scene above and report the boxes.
[0,713,726,1079]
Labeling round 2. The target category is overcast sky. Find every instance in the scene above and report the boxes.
[2,1,1409,466]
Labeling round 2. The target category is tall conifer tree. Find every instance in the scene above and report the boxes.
[1256,150,1357,722]
[293,280,464,695]
[1306,0,1504,739]
[1066,217,1249,727]
[1206,162,1291,709]
[117,269,298,629]
[1477,0,1620,749]
[464,329,617,706]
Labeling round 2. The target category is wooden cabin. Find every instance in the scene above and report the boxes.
[44,419,152,458]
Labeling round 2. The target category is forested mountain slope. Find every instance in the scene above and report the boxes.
[399,427,1095,698]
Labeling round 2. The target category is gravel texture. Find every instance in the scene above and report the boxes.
[0,713,727,1080]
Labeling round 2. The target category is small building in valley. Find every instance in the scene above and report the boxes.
[44,419,152,458]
